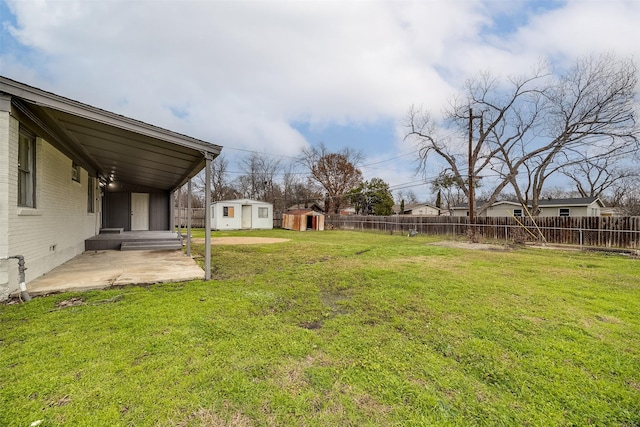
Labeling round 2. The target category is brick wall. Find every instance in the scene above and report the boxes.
[0,112,11,300]
[1,113,100,299]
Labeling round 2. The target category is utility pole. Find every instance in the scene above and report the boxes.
[468,107,475,224]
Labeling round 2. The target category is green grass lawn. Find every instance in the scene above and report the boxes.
[1,229,639,426]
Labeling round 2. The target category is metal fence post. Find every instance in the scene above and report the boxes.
[579,228,583,249]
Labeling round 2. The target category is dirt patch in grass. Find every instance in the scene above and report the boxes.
[54,298,85,309]
[191,237,290,245]
[174,406,254,427]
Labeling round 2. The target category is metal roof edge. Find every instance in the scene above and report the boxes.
[0,75,222,155]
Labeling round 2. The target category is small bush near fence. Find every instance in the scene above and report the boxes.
[325,215,640,249]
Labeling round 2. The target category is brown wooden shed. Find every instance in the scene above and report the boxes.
[282,209,325,231]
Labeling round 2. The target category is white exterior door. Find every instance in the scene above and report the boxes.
[241,205,252,229]
[131,193,149,231]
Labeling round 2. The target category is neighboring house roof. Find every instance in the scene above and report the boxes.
[537,197,604,207]
[0,76,221,191]
[393,203,440,213]
[488,201,522,207]
[404,203,440,211]
[451,203,473,210]
[453,197,605,210]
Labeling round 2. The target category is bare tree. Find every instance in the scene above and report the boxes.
[617,184,640,215]
[538,187,581,200]
[301,143,363,214]
[236,152,282,204]
[395,189,419,205]
[407,53,639,215]
[192,154,238,203]
[281,162,322,212]
[560,155,639,199]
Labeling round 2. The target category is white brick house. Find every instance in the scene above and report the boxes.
[0,77,221,300]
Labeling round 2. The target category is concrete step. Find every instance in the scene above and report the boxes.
[100,228,124,234]
[120,240,183,251]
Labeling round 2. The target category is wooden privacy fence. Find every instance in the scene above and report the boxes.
[175,209,640,249]
[175,208,206,228]
[325,215,640,249]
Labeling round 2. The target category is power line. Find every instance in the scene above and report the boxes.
[222,146,303,161]
[360,150,418,167]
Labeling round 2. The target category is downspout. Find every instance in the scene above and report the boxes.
[1,255,31,302]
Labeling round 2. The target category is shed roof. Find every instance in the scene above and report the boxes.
[0,76,221,191]
[285,209,324,216]
[214,198,272,205]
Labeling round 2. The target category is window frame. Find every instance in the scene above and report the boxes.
[559,208,570,217]
[72,162,81,182]
[513,209,523,217]
[87,176,96,213]
[18,126,36,208]
[223,206,234,218]
[258,207,269,218]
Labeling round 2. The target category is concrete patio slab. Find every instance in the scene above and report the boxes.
[22,250,205,297]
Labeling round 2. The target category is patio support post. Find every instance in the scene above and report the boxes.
[170,191,175,232]
[204,155,212,280]
[177,186,182,237]
[187,179,192,256]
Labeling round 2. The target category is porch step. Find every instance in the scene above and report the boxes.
[100,228,124,234]
[120,240,183,251]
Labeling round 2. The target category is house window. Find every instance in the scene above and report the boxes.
[72,162,81,182]
[87,176,95,213]
[18,126,36,207]
[559,208,570,217]
[513,209,523,217]
[223,206,234,217]
[258,207,268,218]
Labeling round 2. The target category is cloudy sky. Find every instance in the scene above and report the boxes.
[1,0,639,199]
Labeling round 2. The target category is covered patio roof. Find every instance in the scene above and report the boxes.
[0,76,221,191]
[1,75,219,280]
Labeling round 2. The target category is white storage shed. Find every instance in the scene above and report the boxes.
[210,199,273,230]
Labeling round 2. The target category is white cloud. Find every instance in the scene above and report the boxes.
[505,0,640,66]
[1,0,638,192]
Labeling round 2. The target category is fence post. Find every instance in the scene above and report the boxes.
[579,228,583,249]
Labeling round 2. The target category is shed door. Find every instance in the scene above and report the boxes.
[131,193,149,231]
[242,205,252,229]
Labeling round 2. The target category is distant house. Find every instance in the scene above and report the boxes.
[395,203,440,216]
[339,207,356,215]
[211,199,273,230]
[452,197,606,217]
[600,206,623,217]
[282,209,325,231]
